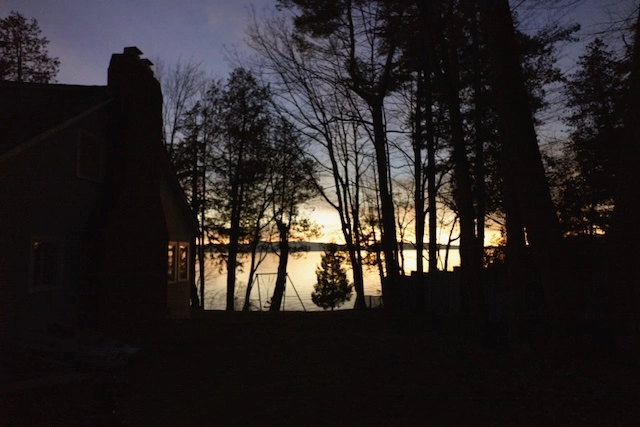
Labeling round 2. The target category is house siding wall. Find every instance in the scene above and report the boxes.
[0,109,108,339]
[160,175,195,318]
[1,49,197,338]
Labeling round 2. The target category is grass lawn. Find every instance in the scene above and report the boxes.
[3,310,639,425]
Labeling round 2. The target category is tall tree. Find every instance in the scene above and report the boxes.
[479,0,566,329]
[173,83,220,309]
[0,11,59,83]
[277,0,405,300]
[157,60,208,309]
[247,10,373,309]
[267,117,318,311]
[154,57,206,161]
[209,68,272,311]
[609,7,640,334]
[558,38,626,235]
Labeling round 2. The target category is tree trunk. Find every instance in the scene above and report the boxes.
[502,156,529,341]
[242,235,261,311]
[189,133,202,310]
[609,7,640,334]
[479,0,565,329]
[198,159,206,309]
[426,73,439,274]
[348,243,366,309]
[371,101,399,303]
[226,181,241,311]
[443,33,483,330]
[349,204,366,309]
[471,7,486,266]
[270,221,290,311]
[226,234,239,311]
[414,69,426,278]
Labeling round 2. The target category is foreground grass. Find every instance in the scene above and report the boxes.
[3,310,639,425]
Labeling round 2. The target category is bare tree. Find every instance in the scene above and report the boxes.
[153,57,206,160]
[155,57,207,308]
[247,10,374,309]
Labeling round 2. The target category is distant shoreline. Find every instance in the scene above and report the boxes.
[204,242,461,252]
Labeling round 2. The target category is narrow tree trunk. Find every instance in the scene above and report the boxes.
[414,69,425,278]
[189,134,202,310]
[270,221,290,311]
[350,205,366,309]
[471,8,486,265]
[242,234,261,311]
[425,73,439,274]
[371,102,399,304]
[198,157,206,309]
[443,35,483,330]
[226,182,241,311]
[348,244,366,309]
[226,235,239,311]
[417,0,439,276]
[502,157,528,341]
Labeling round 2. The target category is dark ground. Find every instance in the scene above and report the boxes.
[2,310,639,426]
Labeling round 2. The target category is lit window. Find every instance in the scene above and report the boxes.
[178,243,189,281]
[29,237,63,290]
[168,242,177,282]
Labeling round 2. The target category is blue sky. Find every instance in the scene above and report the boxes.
[1,1,633,84]
[1,0,635,241]
[0,0,264,85]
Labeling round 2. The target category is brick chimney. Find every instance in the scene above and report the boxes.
[100,47,168,323]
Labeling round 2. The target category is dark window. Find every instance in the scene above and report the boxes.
[30,238,63,289]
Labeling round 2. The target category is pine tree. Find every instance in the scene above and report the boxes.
[559,38,628,235]
[312,244,353,311]
[0,11,60,83]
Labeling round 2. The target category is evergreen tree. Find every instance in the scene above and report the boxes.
[312,244,353,311]
[0,11,59,83]
[557,38,627,235]
[208,68,272,311]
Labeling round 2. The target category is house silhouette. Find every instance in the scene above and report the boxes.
[0,47,197,342]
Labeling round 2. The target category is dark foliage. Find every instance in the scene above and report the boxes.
[0,11,59,83]
[312,243,353,310]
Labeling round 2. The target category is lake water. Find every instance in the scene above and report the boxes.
[200,247,460,311]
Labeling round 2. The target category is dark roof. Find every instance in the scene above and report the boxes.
[0,81,112,155]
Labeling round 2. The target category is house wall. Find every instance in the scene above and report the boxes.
[0,109,109,339]
[160,175,194,318]
[0,48,197,339]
